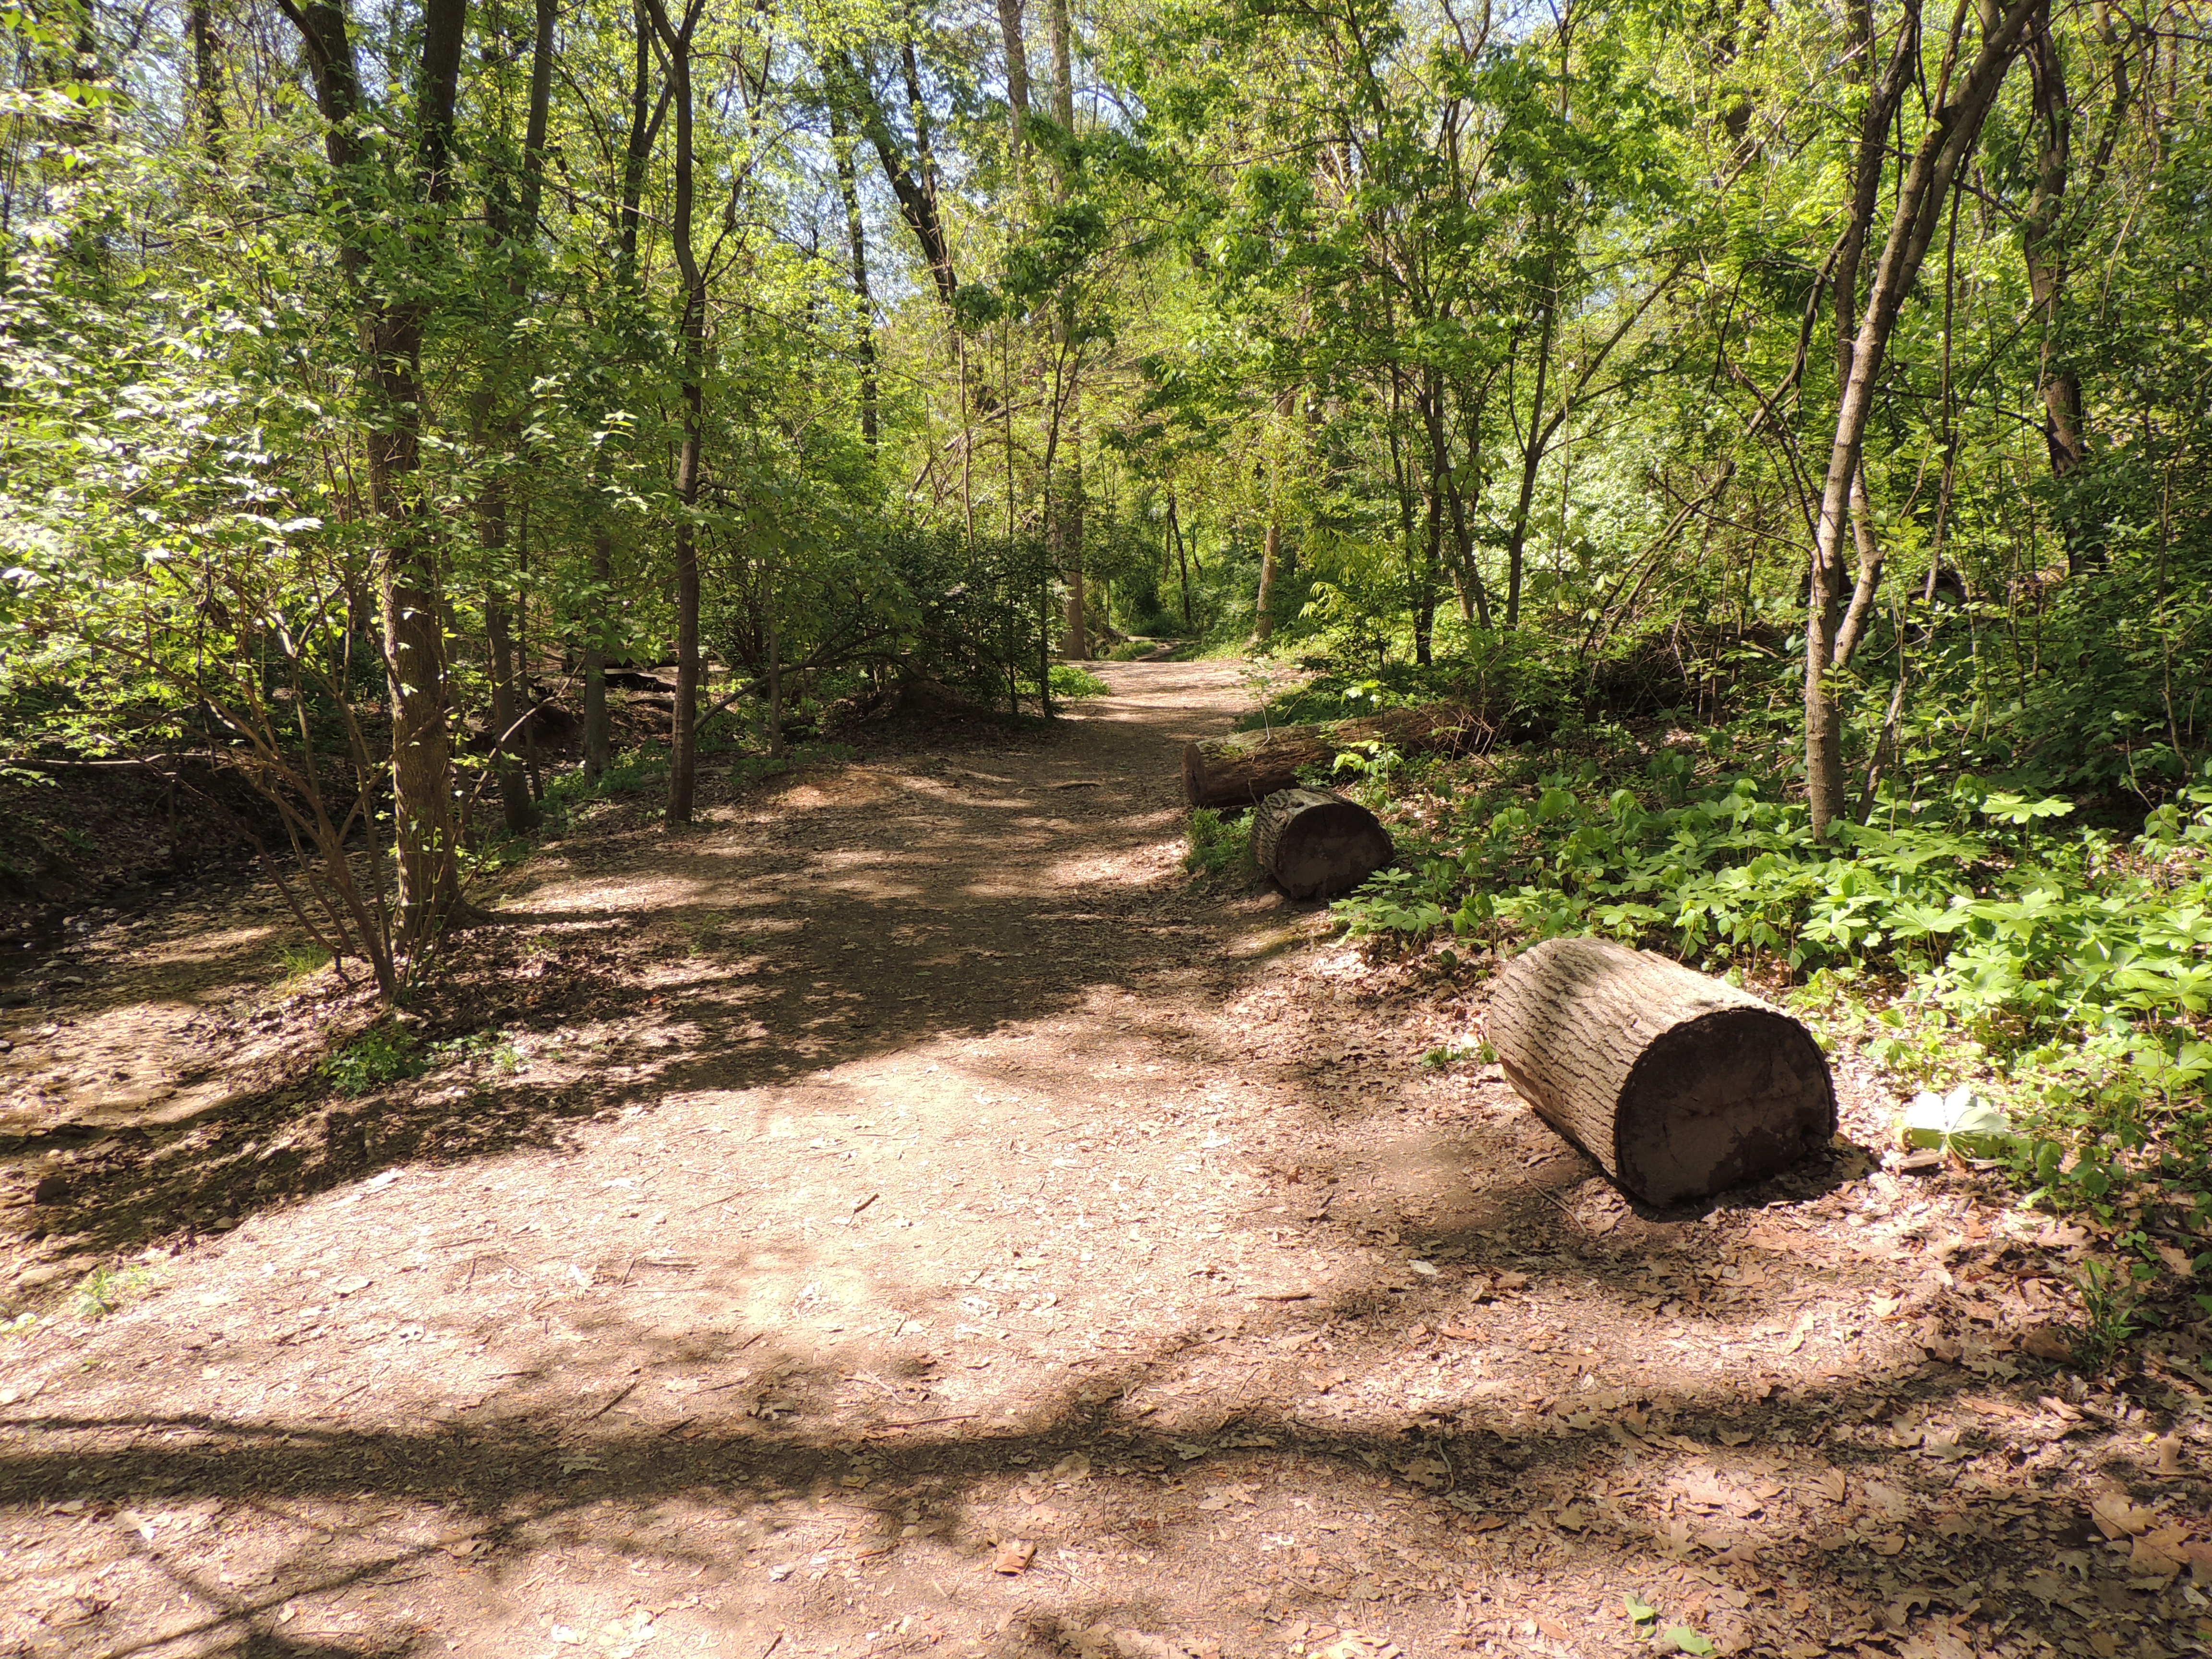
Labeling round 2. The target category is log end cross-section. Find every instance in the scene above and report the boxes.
[1251,787,1395,899]
[1487,937,1835,1205]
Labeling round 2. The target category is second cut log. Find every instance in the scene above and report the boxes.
[1251,788,1395,899]
[1486,937,1835,1205]
[1182,702,1487,809]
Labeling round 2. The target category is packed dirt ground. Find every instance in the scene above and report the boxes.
[2,660,2209,1659]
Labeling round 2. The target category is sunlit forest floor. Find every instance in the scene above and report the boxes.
[1,661,2205,1659]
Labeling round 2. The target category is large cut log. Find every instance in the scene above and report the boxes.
[1486,937,1835,1205]
[1181,703,1488,809]
[1251,788,1395,899]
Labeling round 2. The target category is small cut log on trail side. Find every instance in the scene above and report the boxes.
[1486,937,1835,1206]
[1181,702,1489,809]
[1251,788,1395,900]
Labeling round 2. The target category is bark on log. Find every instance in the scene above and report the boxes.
[1486,937,1835,1205]
[1181,703,1489,808]
[1251,788,1395,899]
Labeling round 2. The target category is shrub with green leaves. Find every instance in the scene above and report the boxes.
[1049,663,1113,699]
[1184,807,1254,880]
[1337,756,2212,1219]
[319,1024,426,1096]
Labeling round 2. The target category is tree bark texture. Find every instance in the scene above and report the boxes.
[1181,703,1488,809]
[1487,938,1836,1205]
[1251,788,1394,900]
[997,0,1029,147]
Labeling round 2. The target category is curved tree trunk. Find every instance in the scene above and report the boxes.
[1487,938,1836,1205]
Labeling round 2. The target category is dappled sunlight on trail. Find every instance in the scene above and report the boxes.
[0,663,2197,1659]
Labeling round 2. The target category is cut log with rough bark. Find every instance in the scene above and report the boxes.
[1486,937,1835,1205]
[1181,703,1489,809]
[1251,788,1395,899]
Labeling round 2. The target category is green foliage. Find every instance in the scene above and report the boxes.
[320,1024,426,1096]
[1184,807,1254,880]
[1050,663,1113,699]
[433,1028,524,1075]
[2069,1260,2145,1371]
[1339,750,2212,1249]
[275,941,333,984]
[74,1265,153,1321]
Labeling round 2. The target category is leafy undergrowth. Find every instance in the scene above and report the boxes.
[1183,805,1256,883]
[1048,662,1115,699]
[1332,739,2212,1369]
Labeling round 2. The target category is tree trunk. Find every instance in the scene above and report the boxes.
[1251,787,1394,900]
[1804,0,2041,838]
[647,0,708,826]
[583,527,613,777]
[1168,488,1193,629]
[1046,0,1074,125]
[2022,0,2090,489]
[283,0,472,956]
[190,0,224,160]
[1058,448,1088,659]
[1487,938,1836,1205]
[481,483,538,834]
[1253,386,1295,644]
[1182,703,1488,809]
[830,49,957,306]
[997,0,1029,148]
[827,96,878,448]
[1503,281,1556,631]
[1420,374,1493,629]
[473,0,553,837]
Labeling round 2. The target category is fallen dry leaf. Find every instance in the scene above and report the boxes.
[2132,1524,2191,1578]
[990,1538,1036,1575]
[1196,1482,1259,1510]
[2090,1493,2159,1539]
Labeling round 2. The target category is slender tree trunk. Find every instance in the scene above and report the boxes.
[283,0,472,955]
[997,0,1029,148]
[1046,0,1073,125]
[2022,0,2090,512]
[1044,0,1086,658]
[190,0,224,160]
[1804,0,2041,837]
[1415,474,1442,666]
[581,0,657,778]
[1420,370,1493,628]
[1168,488,1193,629]
[646,0,708,826]
[474,0,553,836]
[830,50,956,306]
[481,479,537,834]
[827,98,878,448]
[583,529,613,777]
[1502,280,1557,632]
[1252,387,1296,646]
[1058,451,1088,659]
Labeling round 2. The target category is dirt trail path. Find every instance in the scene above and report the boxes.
[1,661,2202,1659]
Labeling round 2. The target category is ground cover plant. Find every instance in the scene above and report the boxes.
[1324,711,2212,1363]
